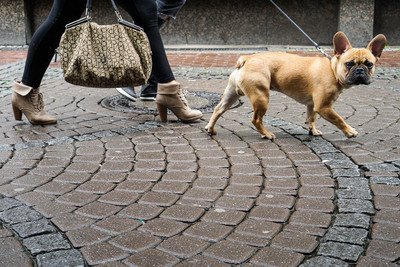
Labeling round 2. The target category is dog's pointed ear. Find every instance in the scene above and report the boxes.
[367,34,386,59]
[333,32,352,56]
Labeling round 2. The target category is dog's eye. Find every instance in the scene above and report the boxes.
[365,62,374,69]
[345,62,355,69]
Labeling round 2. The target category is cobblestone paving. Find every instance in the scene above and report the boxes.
[0,51,399,266]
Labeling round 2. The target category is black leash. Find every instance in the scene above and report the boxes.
[269,0,332,60]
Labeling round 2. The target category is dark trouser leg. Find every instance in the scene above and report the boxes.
[116,0,175,83]
[143,16,169,90]
[149,0,186,85]
[21,0,86,88]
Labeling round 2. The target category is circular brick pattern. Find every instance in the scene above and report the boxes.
[0,56,399,266]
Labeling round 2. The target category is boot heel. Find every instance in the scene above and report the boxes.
[157,82,203,122]
[12,104,22,121]
[157,104,168,122]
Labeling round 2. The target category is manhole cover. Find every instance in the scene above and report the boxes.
[100,91,242,114]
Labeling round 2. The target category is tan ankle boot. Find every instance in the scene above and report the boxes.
[156,82,203,122]
[11,81,57,125]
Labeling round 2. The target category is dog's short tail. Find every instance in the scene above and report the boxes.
[235,56,248,69]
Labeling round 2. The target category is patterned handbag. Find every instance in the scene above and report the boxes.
[58,0,152,88]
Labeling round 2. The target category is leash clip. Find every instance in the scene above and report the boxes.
[316,46,332,60]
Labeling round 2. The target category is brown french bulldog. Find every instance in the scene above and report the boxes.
[205,32,386,139]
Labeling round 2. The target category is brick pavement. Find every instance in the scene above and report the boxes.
[0,48,399,266]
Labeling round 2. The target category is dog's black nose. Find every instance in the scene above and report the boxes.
[355,66,366,74]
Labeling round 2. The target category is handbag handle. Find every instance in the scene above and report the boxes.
[65,0,143,31]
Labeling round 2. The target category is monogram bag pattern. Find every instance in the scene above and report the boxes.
[58,0,152,88]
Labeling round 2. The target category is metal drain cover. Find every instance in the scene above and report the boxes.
[100,91,242,114]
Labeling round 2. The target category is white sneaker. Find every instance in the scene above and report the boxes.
[116,87,137,101]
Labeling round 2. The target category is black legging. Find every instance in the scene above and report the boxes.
[22,0,174,89]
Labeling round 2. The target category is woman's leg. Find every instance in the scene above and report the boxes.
[22,0,86,88]
[115,0,186,101]
[115,0,175,83]
[141,0,186,100]
[12,0,86,125]
[116,0,201,122]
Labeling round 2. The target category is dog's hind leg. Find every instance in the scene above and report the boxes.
[249,91,276,140]
[306,105,322,136]
[206,73,241,135]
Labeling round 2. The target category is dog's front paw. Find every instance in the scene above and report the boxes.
[261,132,276,140]
[344,127,358,138]
[205,125,217,136]
[309,128,323,136]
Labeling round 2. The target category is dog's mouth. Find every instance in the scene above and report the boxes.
[345,75,371,86]
[345,66,372,86]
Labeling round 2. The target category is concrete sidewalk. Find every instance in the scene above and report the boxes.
[0,48,399,266]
